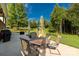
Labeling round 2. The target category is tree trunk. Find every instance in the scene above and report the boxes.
[60,20,62,34]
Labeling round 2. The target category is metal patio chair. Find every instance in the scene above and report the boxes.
[20,39,30,56]
[47,34,61,55]
[20,38,39,56]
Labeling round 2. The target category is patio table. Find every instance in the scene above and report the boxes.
[30,39,50,46]
[20,35,50,47]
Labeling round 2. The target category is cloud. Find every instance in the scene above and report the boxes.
[28,6,32,14]
[25,4,28,8]
[28,18,35,20]
[25,4,32,14]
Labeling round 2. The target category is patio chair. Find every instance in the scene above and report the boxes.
[47,34,61,55]
[20,39,39,56]
[30,32,38,39]
[46,33,52,40]
[20,39,30,56]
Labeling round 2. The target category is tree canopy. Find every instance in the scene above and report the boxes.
[7,3,28,28]
[50,4,66,33]
[50,3,79,34]
[67,4,79,28]
[30,20,37,28]
[7,4,17,28]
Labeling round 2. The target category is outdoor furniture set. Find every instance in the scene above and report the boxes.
[20,32,61,56]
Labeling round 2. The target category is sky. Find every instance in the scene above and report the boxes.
[25,3,70,21]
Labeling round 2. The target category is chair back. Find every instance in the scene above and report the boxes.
[55,34,61,46]
[30,32,38,39]
[47,34,61,48]
[20,39,30,55]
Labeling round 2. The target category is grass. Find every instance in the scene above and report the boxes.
[9,27,28,32]
[50,33,79,48]
[61,34,79,48]
[30,28,37,32]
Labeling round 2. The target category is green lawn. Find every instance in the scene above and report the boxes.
[60,34,79,48]
[50,33,79,48]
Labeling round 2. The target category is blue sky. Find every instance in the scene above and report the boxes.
[25,3,70,21]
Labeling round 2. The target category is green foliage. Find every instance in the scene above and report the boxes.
[50,4,66,33]
[15,4,26,19]
[66,4,79,33]
[15,4,28,27]
[30,20,37,28]
[7,3,28,28]
[7,4,17,28]
[18,18,28,27]
[50,3,79,34]
[44,20,49,28]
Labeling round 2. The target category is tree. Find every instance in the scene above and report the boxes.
[30,20,37,28]
[18,18,28,27]
[67,4,79,34]
[50,4,66,33]
[44,20,49,28]
[15,4,26,19]
[7,4,17,28]
[7,3,28,28]
[15,3,28,27]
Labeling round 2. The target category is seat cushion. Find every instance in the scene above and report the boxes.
[48,46,56,49]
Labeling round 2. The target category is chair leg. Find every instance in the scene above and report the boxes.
[56,49,61,55]
[49,49,61,55]
[49,49,53,54]
[21,50,25,56]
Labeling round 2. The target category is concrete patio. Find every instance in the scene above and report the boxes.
[0,33,79,56]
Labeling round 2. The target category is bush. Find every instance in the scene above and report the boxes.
[49,28,56,32]
[77,31,79,36]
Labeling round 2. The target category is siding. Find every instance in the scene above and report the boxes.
[0,20,5,30]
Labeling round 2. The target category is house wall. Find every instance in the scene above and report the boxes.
[0,19,5,30]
